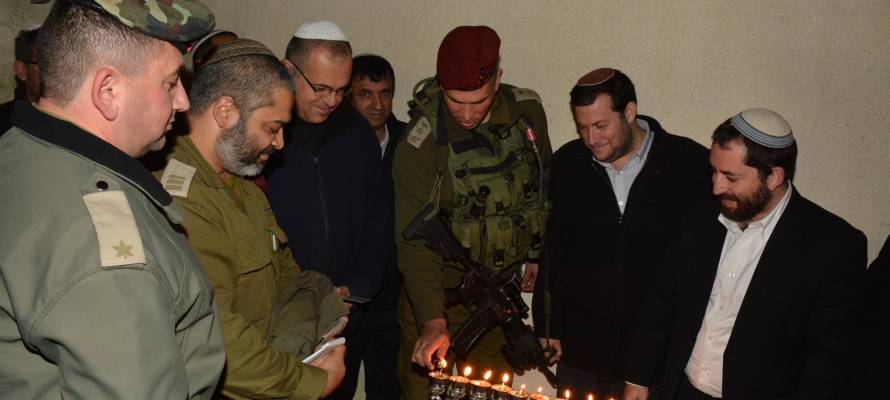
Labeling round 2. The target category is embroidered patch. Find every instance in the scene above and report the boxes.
[407,117,432,149]
[160,158,197,198]
[512,87,541,103]
[82,191,146,267]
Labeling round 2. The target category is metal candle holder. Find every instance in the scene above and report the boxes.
[429,371,449,400]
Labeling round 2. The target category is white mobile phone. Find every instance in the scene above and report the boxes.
[302,337,346,363]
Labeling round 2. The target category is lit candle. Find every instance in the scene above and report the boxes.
[427,359,448,399]
[529,386,551,400]
[446,366,471,399]
[587,395,594,400]
[509,383,530,399]
[490,373,512,399]
[428,358,448,380]
[469,370,493,399]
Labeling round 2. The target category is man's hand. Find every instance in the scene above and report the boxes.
[335,286,353,311]
[521,263,539,293]
[622,383,649,400]
[310,343,346,397]
[538,338,562,365]
[412,318,450,370]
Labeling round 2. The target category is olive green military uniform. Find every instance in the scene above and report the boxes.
[0,104,226,399]
[393,79,552,399]
[156,136,348,400]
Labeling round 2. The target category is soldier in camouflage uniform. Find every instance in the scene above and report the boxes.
[0,1,224,398]
[393,26,553,399]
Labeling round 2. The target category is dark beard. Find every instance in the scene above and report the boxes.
[718,180,771,223]
[603,117,635,163]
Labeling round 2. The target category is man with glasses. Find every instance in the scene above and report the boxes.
[1,26,40,136]
[266,23,390,396]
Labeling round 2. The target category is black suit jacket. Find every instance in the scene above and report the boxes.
[532,115,712,377]
[627,189,866,399]
[367,114,407,309]
[846,234,889,399]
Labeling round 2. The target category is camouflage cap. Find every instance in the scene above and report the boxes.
[31,0,215,49]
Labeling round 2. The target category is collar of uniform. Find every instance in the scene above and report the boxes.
[169,135,228,189]
[10,100,174,207]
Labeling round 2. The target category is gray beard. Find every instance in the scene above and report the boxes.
[215,118,263,177]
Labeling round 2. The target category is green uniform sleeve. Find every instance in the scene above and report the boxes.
[31,269,192,399]
[392,121,448,325]
[179,200,327,400]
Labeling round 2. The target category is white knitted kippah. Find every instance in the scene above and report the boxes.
[730,108,795,148]
[293,20,348,41]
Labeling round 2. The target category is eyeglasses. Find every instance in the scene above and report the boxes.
[292,63,352,98]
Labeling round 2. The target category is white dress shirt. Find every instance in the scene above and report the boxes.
[379,125,390,159]
[684,184,794,398]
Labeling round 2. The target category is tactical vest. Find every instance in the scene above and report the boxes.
[408,78,546,275]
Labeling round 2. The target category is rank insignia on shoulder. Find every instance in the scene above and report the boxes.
[407,117,433,149]
[511,87,542,103]
[82,191,146,267]
[160,158,197,198]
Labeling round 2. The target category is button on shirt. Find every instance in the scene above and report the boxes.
[594,119,654,214]
[685,185,794,398]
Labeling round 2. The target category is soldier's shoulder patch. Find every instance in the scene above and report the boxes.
[82,190,146,268]
[407,117,433,149]
[511,87,542,103]
[160,158,197,198]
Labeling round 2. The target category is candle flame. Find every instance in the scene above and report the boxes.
[520,383,527,390]
[565,389,572,399]
[502,373,510,384]
[587,395,593,400]
[437,359,447,369]
[483,370,492,381]
[537,386,544,393]
[463,366,472,377]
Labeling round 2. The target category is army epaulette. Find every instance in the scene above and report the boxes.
[160,158,197,198]
[82,183,146,267]
[407,117,433,149]
[510,87,542,103]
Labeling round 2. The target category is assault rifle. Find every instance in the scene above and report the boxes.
[402,203,558,387]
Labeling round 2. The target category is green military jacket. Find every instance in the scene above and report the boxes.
[156,135,348,400]
[393,80,553,325]
[0,104,225,399]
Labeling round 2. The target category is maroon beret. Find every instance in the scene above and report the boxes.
[436,26,501,91]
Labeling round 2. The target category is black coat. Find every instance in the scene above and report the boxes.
[626,190,867,399]
[266,104,391,299]
[532,115,712,377]
[846,234,889,399]
[367,114,407,310]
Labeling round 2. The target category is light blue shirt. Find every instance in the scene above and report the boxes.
[594,119,654,214]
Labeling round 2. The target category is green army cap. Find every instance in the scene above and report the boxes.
[31,0,215,52]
